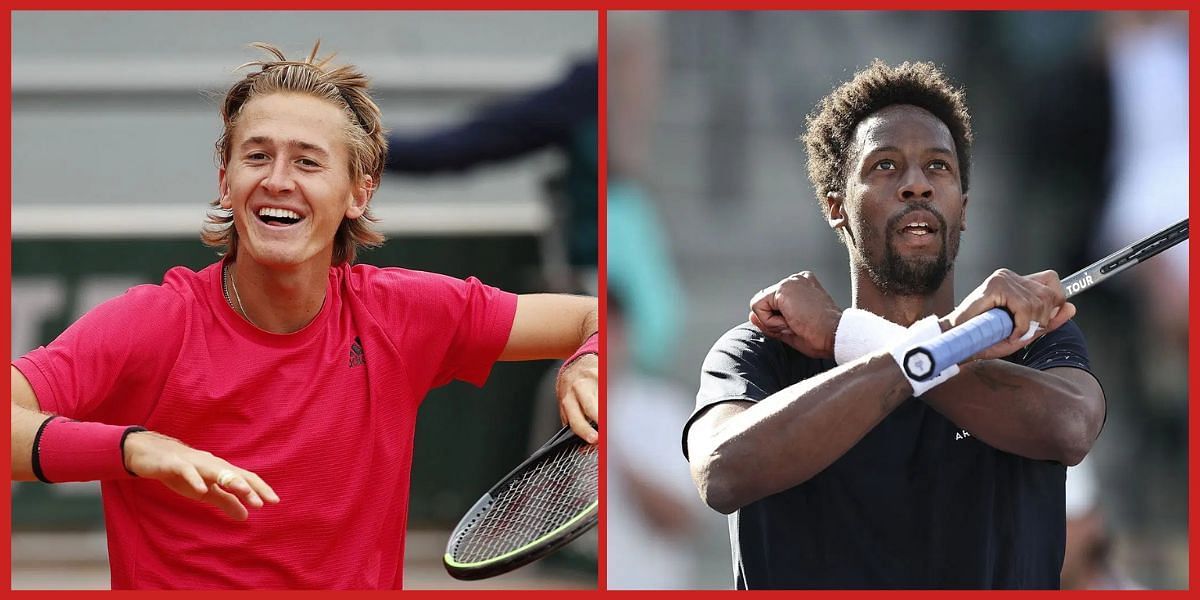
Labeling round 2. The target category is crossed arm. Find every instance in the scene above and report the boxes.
[687,271,1105,514]
[687,351,912,514]
[688,351,1102,515]
[921,361,1102,465]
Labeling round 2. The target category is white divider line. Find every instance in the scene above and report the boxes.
[12,201,550,238]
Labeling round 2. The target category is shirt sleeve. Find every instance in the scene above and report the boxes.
[436,276,519,387]
[364,267,518,390]
[1003,319,1094,374]
[682,323,786,460]
[1005,318,1106,432]
[12,284,186,424]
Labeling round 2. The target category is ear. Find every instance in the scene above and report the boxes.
[345,175,373,220]
[960,193,969,231]
[218,168,231,209]
[825,191,847,231]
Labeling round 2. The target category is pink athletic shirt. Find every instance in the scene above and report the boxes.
[14,261,518,589]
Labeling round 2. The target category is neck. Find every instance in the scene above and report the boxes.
[848,262,956,326]
[229,256,330,334]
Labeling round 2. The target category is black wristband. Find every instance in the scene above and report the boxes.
[30,415,64,484]
[120,426,149,477]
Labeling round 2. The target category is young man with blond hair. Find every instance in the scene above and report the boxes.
[11,42,598,590]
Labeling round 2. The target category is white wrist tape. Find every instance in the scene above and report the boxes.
[834,308,908,365]
[888,315,960,397]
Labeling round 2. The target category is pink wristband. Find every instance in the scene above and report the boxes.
[559,331,599,374]
[33,417,146,483]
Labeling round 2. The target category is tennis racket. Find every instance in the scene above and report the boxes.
[443,425,598,580]
[903,218,1188,381]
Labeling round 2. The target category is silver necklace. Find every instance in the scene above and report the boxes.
[227,262,261,330]
[221,261,232,306]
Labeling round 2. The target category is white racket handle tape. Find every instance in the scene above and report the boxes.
[889,315,960,397]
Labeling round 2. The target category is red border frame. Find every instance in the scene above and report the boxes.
[1189,9,1197,595]
[597,6,610,593]
[5,4,1196,596]
[2,6,12,593]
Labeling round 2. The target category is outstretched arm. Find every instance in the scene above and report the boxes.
[12,367,51,481]
[11,365,278,521]
[500,294,599,443]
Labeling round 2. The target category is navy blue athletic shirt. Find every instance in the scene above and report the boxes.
[683,319,1100,589]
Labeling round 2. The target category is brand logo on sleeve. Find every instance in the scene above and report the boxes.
[349,336,365,368]
[954,428,972,441]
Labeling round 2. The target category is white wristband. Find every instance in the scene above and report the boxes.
[888,315,960,397]
[834,308,908,365]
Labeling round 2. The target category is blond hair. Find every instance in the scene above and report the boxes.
[203,41,387,264]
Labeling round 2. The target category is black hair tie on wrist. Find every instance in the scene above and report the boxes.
[30,416,64,484]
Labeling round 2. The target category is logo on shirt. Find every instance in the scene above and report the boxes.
[954,428,973,441]
[349,336,365,368]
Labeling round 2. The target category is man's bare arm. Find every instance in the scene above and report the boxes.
[12,366,52,481]
[499,293,598,361]
[686,352,911,514]
[922,364,1104,465]
[11,365,278,520]
[500,294,599,442]
[749,268,1103,467]
[917,269,1105,466]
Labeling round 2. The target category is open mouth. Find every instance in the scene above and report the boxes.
[257,207,304,227]
[899,221,937,237]
[892,209,943,239]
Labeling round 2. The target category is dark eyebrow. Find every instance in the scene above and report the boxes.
[240,136,331,159]
[864,145,955,157]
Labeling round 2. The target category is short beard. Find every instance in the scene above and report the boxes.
[855,206,957,296]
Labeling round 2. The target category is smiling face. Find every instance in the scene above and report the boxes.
[218,92,369,271]
[827,104,968,296]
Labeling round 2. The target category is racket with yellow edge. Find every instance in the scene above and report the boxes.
[443,425,598,580]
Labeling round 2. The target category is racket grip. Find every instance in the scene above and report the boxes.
[902,308,1014,381]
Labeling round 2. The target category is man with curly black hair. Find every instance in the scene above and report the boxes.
[684,60,1105,589]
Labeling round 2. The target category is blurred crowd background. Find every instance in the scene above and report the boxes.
[605,10,1188,590]
[10,11,596,589]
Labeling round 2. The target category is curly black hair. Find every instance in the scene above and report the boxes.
[802,59,973,219]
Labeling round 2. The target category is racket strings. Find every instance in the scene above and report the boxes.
[450,441,598,563]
